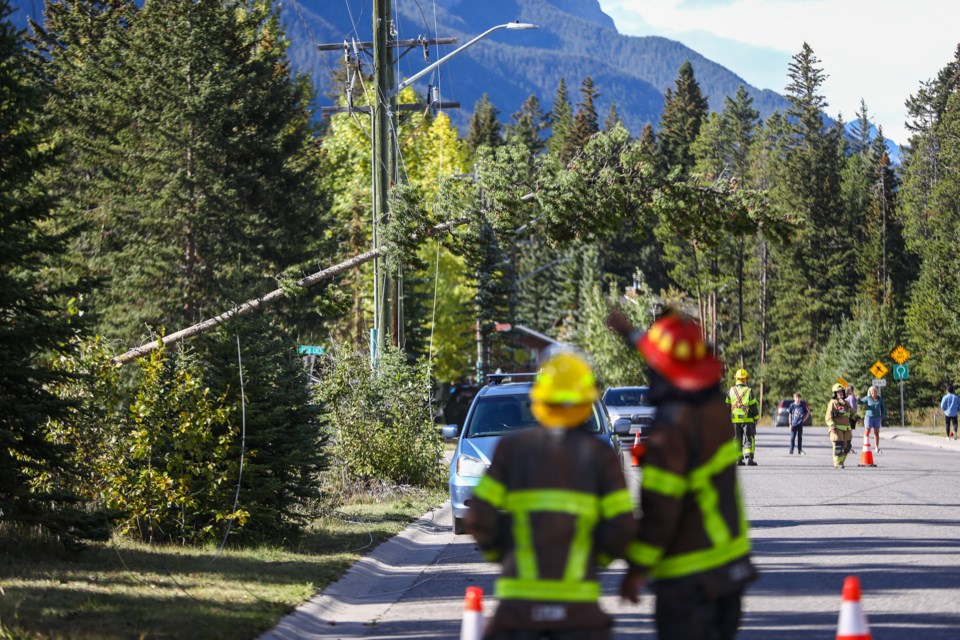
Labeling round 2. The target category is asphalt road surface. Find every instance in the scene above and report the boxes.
[262,427,960,639]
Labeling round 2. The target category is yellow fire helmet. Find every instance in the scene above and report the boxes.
[530,351,600,429]
[735,368,749,383]
[832,383,846,395]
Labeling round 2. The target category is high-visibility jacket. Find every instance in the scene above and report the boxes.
[468,425,635,632]
[825,398,854,430]
[726,384,759,424]
[626,392,756,588]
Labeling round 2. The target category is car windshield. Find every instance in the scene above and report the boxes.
[466,395,602,437]
[603,388,649,407]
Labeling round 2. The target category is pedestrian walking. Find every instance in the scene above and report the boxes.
[467,350,635,640]
[787,393,809,455]
[608,310,756,640]
[941,386,960,439]
[726,368,759,466]
[858,386,886,453]
[826,383,856,468]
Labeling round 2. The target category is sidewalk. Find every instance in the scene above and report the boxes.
[259,504,458,639]
[886,428,960,451]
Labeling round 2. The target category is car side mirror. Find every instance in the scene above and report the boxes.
[613,418,632,435]
[442,424,461,439]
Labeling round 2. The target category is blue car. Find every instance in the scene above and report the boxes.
[442,375,628,535]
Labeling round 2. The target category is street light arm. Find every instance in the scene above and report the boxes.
[395,22,537,95]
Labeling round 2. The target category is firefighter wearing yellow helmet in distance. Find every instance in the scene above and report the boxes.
[826,383,856,469]
[466,351,635,640]
[726,368,760,466]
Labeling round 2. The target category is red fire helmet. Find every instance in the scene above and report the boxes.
[636,313,723,391]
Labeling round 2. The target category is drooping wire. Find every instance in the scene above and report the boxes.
[215,334,247,555]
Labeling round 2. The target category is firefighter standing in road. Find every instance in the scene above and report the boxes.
[608,310,756,640]
[466,351,635,640]
[727,369,760,466]
[826,383,856,469]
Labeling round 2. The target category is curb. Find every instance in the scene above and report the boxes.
[259,503,455,639]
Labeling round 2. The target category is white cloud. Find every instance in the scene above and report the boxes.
[599,0,960,144]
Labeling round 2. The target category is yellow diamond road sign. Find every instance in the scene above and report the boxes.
[890,345,911,365]
[870,361,889,379]
[837,376,849,388]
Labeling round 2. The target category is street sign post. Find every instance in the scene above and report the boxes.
[870,361,889,379]
[890,345,910,365]
[872,378,887,388]
[893,364,909,381]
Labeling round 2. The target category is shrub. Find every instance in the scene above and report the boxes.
[316,346,443,488]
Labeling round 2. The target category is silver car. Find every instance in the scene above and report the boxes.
[602,386,655,444]
[443,376,628,535]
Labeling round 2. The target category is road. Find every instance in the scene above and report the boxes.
[262,427,960,639]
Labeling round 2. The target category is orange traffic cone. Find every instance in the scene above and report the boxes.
[858,431,877,467]
[459,586,485,640]
[836,576,871,640]
[630,432,646,467]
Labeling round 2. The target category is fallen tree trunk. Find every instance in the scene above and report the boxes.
[111,217,471,365]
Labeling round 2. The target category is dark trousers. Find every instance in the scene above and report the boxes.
[486,630,610,640]
[947,415,958,436]
[789,426,803,452]
[734,423,755,459]
[655,585,744,640]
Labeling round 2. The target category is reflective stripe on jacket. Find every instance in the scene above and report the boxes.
[626,394,754,584]
[468,426,634,630]
[726,384,758,423]
[825,398,853,429]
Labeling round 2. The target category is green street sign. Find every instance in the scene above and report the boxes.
[893,364,909,381]
[298,345,325,356]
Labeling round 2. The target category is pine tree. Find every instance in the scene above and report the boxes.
[505,94,546,155]
[466,93,503,158]
[206,314,328,540]
[547,78,575,163]
[570,76,600,149]
[0,1,102,540]
[604,102,622,131]
[658,61,709,175]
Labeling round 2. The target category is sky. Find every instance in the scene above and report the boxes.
[597,0,960,144]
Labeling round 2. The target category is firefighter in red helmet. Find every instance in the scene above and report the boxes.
[607,310,756,640]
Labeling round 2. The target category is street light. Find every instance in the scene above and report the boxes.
[395,22,539,94]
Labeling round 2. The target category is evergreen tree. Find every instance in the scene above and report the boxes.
[547,77,575,162]
[505,94,546,155]
[466,93,503,158]
[765,43,850,399]
[0,1,101,540]
[206,314,328,540]
[35,0,327,343]
[657,61,709,175]
[570,76,600,149]
[604,102,622,131]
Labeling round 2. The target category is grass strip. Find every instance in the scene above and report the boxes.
[0,488,446,639]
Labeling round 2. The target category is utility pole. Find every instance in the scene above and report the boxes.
[318,13,459,365]
[372,0,392,359]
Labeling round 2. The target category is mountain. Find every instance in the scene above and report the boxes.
[6,0,898,162]
[283,0,791,134]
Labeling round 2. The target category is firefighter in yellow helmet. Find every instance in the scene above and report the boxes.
[726,368,760,465]
[826,383,857,468]
[466,351,635,640]
[607,310,756,640]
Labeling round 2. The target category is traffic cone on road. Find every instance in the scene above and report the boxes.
[836,576,871,640]
[459,586,485,640]
[630,432,646,467]
[858,431,877,467]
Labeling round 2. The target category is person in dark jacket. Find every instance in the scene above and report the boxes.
[608,310,756,640]
[467,350,635,640]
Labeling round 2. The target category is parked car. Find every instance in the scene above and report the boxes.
[775,398,813,427]
[602,386,656,444]
[443,374,628,535]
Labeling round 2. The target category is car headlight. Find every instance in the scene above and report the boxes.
[456,454,488,478]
